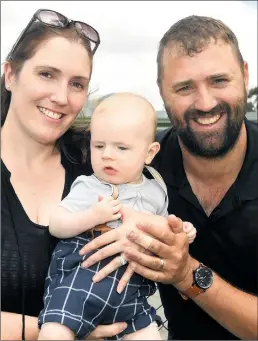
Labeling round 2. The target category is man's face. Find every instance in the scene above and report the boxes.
[159,40,249,158]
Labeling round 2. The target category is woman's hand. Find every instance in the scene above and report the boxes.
[85,322,127,340]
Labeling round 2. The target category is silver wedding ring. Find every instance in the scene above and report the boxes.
[119,255,128,266]
[159,258,164,271]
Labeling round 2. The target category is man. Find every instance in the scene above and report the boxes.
[129,15,257,340]
[78,15,257,340]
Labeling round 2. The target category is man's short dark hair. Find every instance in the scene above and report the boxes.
[157,15,244,84]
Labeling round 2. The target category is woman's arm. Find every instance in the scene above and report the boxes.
[1,312,39,340]
[1,312,127,341]
[49,197,121,238]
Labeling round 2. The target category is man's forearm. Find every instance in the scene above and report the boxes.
[176,258,257,340]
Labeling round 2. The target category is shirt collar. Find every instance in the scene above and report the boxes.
[154,127,187,188]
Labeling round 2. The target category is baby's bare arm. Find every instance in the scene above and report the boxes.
[49,206,100,239]
[49,197,122,239]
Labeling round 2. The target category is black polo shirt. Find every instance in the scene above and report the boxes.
[153,119,258,340]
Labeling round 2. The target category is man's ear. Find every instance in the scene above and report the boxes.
[243,61,249,93]
[145,142,160,165]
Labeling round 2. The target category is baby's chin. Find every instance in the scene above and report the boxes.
[93,171,139,185]
[93,171,122,185]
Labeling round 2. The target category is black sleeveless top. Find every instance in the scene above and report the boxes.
[1,150,92,318]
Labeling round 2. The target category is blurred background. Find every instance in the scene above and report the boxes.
[1,1,257,125]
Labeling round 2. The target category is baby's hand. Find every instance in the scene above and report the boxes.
[183,221,197,244]
[92,196,122,225]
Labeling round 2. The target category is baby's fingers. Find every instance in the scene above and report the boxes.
[112,204,122,214]
[186,227,197,238]
[110,212,122,221]
[183,221,194,232]
[186,227,197,243]
[110,199,121,206]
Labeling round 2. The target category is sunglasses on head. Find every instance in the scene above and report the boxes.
[7,9,100,60]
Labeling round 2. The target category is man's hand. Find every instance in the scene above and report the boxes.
[80,209,197,289]
[91,196,122,225]
[123,214,198,287]
[79,208,156,292]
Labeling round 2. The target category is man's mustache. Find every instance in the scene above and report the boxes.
[184,102,231,121]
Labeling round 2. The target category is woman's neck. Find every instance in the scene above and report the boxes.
[179,122,247,184]
[1,115,58,171]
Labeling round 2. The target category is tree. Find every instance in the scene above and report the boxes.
[246,101,254,112]
[248,86,258,111]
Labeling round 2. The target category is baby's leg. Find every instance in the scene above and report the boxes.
[38,322,75,340]
[122,322,162,340]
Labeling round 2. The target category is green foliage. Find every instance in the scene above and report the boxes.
[248,86,258,98]
[247,86,258,111]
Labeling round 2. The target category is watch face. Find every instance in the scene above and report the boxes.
[194,266,213,289]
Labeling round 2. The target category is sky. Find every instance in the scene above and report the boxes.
[1,1,257,110]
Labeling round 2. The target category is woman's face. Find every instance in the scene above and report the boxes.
[5,36,92,145]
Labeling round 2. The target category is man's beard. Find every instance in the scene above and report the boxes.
[165,92,247,159]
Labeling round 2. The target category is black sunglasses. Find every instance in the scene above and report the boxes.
[7,9,100,60]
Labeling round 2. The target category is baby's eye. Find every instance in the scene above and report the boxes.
[95,145,103,149]
[118,146,128,151]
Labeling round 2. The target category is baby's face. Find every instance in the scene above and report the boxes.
[90,112,153,185]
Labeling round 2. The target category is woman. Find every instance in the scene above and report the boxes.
[1,9,128,340]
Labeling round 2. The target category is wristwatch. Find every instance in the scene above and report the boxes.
[179,263,213,300]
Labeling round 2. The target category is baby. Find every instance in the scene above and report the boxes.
[38,93,196,340]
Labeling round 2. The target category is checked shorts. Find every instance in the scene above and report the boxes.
[38,232,157,340]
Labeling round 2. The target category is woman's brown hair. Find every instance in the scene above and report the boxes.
[1,21,93,163]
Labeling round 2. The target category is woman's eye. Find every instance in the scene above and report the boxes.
[71,82,84,90]
[95,145,103,149]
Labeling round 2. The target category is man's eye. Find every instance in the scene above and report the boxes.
[213,78,228,85]
[40,72,52,79]
[176,86,191,93]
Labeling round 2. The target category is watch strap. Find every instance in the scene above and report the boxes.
[179,284,205,300]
